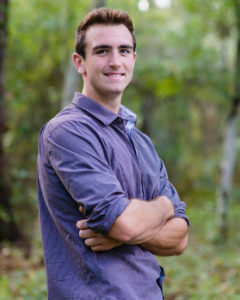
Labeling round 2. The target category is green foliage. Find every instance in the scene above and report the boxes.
[3,0,94,234]
[0,269,47,300]
[1,201,240,299]
[1,0,240,250]
[121,0,240,199]
[160,199,240,299]
[1,0,240,297]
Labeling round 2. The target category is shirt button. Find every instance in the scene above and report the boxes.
[116,117,122,123]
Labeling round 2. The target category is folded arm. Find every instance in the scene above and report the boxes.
[108,196,174,244]
[141,217,188,256]
[77,217,188,256]
[77,196,188,256]
[77,196,173,245]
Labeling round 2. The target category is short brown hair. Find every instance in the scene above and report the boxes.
[75,7,136,59]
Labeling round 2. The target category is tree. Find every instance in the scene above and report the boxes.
[217,0,240,238]
[61,0,106,108]
[0,0,22,242]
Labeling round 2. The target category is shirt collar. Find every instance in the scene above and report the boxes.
[119,105,137,138]
[72,93,137,126]
[72,93,117,125]
[118,105,137,124]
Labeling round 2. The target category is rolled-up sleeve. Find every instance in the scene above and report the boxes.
[46,120,130,234]
[158,158,190,226]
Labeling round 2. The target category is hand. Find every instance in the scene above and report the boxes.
[76,215,122,252]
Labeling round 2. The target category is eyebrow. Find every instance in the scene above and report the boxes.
[92,44,134,51]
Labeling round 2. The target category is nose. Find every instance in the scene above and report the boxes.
[109,50,121,68]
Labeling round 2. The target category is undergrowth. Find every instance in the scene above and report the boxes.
[0,199,240,299]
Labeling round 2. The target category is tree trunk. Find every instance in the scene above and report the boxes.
[61,54,80,108]
[141,95,155,137]
[61,0,106,108]
[217,0,240,239]
[0,0,22,242]
[60,0,80,108]
[217,117,238,238]
[96,0,105,8]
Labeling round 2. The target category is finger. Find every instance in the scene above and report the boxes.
[79,206,84,214]
[90,243,116,251]
[90,240,122,251]
[76,219,88,229]
[79,229,96,239]
[91,245,108,251]
[85,237,102,247]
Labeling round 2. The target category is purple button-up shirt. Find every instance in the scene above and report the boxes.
[37,93,189,300]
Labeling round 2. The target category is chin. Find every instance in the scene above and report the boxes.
[105,87,125,95]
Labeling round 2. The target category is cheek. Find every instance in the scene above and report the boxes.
[127,63,135,75]
[85,60,103,73]
[126,59,135,71]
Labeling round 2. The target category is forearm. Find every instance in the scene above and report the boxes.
[141,217,189,256]
[108,196,174,244]
[77,196,179,252]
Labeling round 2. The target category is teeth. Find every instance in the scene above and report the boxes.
[106,74,123,77]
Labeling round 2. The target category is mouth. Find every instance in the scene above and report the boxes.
[103,73,125,78]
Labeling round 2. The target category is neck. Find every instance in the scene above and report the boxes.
[82,88,122,114]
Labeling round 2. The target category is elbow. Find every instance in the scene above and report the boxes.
[174,234,188,255]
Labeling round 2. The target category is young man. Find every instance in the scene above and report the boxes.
[37,8,189,300]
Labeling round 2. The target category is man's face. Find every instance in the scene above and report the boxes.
[80,24,136,103]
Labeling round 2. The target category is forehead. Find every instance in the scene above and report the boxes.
[85,24,133,48]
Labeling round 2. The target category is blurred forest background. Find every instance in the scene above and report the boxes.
[0,0,240,299]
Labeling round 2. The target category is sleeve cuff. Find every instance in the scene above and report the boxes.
[87,196,130,234]
[173,213,190,226]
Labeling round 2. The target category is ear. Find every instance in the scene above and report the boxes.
[133,51,137,64]
[72,52,86,74]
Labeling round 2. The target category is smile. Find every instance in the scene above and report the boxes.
[104,73,125,78]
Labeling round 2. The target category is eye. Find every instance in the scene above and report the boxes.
[96,49,108,55]
[120,48,131,54]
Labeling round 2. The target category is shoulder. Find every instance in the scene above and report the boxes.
[41,104,101,141]
[38,105,107,159]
